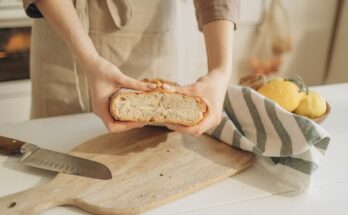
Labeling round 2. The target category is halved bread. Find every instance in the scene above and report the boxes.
[109,80,207,126]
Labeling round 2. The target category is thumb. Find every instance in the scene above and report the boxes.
[118,75,157,91]
[172,84,196,95]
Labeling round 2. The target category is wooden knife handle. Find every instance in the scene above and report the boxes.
[0,136,25,155]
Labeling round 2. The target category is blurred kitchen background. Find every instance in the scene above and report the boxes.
[0,0,347,123]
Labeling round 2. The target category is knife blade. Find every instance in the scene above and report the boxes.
[0,135,112,180]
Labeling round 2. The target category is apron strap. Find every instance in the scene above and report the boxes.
[106,0,133,29]
[73,0,90,112]
[75,0,89,31]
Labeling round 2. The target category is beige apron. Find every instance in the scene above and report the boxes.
[30,0,178,118]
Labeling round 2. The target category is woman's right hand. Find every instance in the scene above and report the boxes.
[81,56,157,132]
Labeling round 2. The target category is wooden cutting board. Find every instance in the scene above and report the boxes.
[0,127,255,215]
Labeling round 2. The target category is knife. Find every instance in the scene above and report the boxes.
[0,135,112,180]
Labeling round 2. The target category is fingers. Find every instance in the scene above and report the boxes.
[166,117,214,136]
[94,98,145,133]
[166,110,222,137]
[118,75,157,91]
[106,120,146,133]
[171,84,198,97]
[161,83,175,92]
[101,111,145,133]
[170,77,208,97]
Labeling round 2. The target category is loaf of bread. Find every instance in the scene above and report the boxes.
[109,79,207,126]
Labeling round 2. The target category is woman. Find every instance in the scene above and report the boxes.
[23,0,240,136]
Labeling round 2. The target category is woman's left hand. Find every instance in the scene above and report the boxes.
[165,70,229,136]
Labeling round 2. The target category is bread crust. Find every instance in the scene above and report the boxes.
[109,80,207,126]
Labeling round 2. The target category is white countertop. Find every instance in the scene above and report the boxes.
[1,83,348,215]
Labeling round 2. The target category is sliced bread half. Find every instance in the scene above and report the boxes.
[109,80,207,126]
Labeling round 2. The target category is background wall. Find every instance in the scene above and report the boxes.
[176,0,338,86]
[326,0,348,84]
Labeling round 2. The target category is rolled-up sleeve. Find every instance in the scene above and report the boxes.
[194,0,240,31]
[22,0,43,18]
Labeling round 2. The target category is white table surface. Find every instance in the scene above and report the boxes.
[1,83,348,215]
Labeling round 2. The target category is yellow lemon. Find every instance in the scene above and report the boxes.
[294,91,327,118]
[257,80,304,112]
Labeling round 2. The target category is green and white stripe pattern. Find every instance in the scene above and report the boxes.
[207,86,330,190]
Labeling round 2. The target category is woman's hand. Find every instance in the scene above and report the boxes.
[166,20,235,136]
[165,70,229,136]
[82,56,157,132]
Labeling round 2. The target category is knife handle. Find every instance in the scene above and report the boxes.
[0,136,25,155]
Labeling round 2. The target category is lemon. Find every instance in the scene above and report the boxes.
[294,91,327,118]
[257,80,304,112]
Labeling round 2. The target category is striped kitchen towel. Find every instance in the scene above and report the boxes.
[207,86,331,191]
